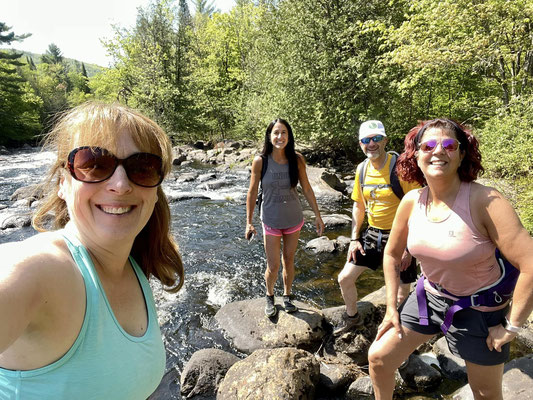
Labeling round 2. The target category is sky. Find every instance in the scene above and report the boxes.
[1,0,236,67]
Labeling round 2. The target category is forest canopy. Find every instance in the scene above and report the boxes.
[1,0,532,230]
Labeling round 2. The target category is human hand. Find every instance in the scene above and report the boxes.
[315,216,325,236]
[486,324,517,352]
[347,239,364,262]
[376,307,403,341]
[400,250,412,272]
[245,224,257,241]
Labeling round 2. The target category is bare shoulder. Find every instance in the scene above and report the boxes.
[295,152,306,165]
[470,181,508,208]
[403,186,424,203]
[1,232,71,283]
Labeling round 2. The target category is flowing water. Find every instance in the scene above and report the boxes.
[0,147,387,396]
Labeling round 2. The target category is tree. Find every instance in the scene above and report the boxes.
[41,43,64,64]
[0,23,41,145]
[192,0,218,16]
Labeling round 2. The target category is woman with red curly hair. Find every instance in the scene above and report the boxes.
[367,118,533,399]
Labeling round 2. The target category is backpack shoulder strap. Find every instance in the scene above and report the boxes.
[357,159,369,209]
[388,151,405,200]
[260,155,268,181]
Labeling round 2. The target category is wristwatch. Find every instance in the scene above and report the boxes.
[502,317,521,333]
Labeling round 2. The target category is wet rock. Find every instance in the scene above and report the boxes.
[180,349,240,399]
[0,145,10,155]
[452,354,533,400]
[318,361,357,392]
[322,213,351,228]
[321,171,347,192]
[10,184,43,202]
[322,303,377,365]
[166,192,210,202]
[305,166,345,203]
[198,173,216,182]
[398,353,442,392]
[216,347,320,400]
[176,172,199,183]
[334,235,351,253]
[148,368,180,400]
[305,236,336,253]
[361,286,387,309]
[203,179,228,190]
[346,376,374,399]
[172,154,187,165]
[1,214,32,230]
[214,297,326,354]
[433,337,467,382]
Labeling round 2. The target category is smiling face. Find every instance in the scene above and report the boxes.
[360,135,388,160]
[416,127,465,181]
[59,129,159,247]
[270,121,289,151]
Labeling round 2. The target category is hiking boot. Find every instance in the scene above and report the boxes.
[333,312,363,336]
[283,295,298,313]
[265,295,277,317]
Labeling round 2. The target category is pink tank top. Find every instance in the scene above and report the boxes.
[407,182,500,297]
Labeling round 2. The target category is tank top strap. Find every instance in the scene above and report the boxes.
[451,181,478,231]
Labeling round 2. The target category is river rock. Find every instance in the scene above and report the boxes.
[322,213,351,228]
[305,166,345,203]
[176,172,199,183]
[360,286,387,309]
[318,361,358,392]
[0,146,10,155]
[305,236,336,253]
[180,348,240,399]
[148,368,180,400]
[0,213,32,230]
[214,297,326,354]
[198,173,216,182]
[216,347,320,400]
[432,337,467,382]
[346,376,374,399]
[335,235,351,252]
[172,154,187,165]
[398,353,442,392]
[10,184,43,202]
[321,303,378,365]
[452,354,533,400]
[320,171,347,192]
[166,191,210,202]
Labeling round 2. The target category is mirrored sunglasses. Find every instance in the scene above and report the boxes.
[418,138,460,153]
[360,135,385,144]
[67,146,164,188]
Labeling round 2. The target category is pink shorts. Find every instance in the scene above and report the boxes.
[263,219,305,237]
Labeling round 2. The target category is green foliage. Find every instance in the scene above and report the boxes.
[0,23,41,145]
[478,95,533,233]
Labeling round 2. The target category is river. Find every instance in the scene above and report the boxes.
[0,146,392,398]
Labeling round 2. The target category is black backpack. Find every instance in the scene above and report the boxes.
[256,155,268,213]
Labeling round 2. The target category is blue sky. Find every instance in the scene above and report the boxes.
[1,0,235,67]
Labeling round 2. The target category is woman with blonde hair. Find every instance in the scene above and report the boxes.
[0,102,184,399]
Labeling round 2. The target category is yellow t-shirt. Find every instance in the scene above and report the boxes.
[351,154,420,230]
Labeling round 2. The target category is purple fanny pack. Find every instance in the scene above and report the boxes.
[416,249,519,334]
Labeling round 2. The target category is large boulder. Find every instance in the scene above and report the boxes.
[305,166,345,203]
[216,347,320,400]
[305,236,337,254]
[397,353,442,392]
[180,349,240,399]
[432,337,467,382]
[452,354,533,399]
[321,213,351,228]
[215,297,326,354]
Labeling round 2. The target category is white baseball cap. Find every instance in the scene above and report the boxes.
[359,120,386,141]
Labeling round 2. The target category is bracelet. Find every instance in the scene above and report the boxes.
[503,317,521,333]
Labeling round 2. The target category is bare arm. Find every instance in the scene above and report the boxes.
[0,242,46,354]
[376,190,417,340]
[297,154,324,235]
[347,200,366,262]
[474,186,533,350]
[245,156,263,239]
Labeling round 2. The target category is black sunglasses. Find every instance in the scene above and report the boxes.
[67,146,164,188]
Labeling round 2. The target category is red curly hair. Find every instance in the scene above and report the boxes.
[396,118,484,185]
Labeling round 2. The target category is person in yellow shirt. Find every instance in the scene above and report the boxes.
[334,120,420,335]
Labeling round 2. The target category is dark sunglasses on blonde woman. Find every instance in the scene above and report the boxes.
[67,146,164,187]
[418,138,460,153]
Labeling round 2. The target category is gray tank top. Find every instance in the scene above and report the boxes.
[261,155,303,229]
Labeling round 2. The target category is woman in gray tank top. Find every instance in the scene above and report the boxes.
[245,118,324,317]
